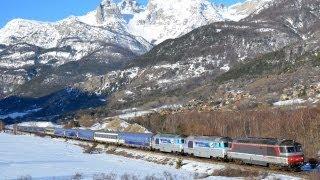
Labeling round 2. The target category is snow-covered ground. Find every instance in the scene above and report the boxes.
[0,133,193,180]
[17,121,61,128]
[0,133,301,180]
[273,99,306,106]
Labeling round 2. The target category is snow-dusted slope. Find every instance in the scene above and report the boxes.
[0,0,152,96]
[127,0,223,44]
[125,0,276,44]
[220,0,274,21]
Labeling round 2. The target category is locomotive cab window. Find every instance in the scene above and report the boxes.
[295,145,303,152]
[223,142,228,148]
[287,147,295,153]
[281,146,297,153]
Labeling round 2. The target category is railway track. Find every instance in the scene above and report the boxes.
[6,129,310,179]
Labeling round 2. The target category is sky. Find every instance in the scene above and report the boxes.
[0,0,244,28]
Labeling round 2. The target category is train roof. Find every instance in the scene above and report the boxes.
[154,134,185,139]
[233,137,300,146]
[187,136,231,142]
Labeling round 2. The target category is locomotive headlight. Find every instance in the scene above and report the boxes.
[288,155,304,164]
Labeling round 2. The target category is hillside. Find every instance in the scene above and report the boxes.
[77,0,320,115]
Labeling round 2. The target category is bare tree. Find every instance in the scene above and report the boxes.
[134,104,320,157]
[13,123,18,135]
[0,121,4,132]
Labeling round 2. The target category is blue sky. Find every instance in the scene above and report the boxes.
[0,0,244,28]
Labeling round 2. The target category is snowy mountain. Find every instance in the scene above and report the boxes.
[75,0,320,115]
[0,0,152,97]
[126,0,276,44]
[127,0,223,44]
[119,0,143,14]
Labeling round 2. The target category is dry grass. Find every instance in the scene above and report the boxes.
[307,172,320,180]
[212,167,264,178]
[77,114,96,127]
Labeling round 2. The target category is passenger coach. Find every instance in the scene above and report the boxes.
[119,132,153,148]
[94,131,121,144]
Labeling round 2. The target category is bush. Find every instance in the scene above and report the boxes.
[93,173,117,180]
[17,175,32,180]
[120,173,138,180]
[83,143,98,154]
[72,173,83,180]
[175,158,183,169]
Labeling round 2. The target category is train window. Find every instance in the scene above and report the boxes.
[267,147,276,156]
[181,139,185,144]
[287,147,295,153]
[224,142,228,148]
[155,138,159,145]
[281,146,296,153]
[280,147,286,153]
[188,141,194,148]
[160,138,172,144]
[295,145,303,152]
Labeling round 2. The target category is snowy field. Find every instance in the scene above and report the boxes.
[0,133,223,180]
[0,133,300,180]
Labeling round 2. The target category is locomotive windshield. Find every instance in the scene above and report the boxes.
[280,145,303,153]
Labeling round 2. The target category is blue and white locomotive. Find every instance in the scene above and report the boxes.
[151,134,185,153]
[183,136,231,159]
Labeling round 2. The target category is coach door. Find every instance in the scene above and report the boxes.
[188,141,194,148]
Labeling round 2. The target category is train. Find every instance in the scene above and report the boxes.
[14,125,305,169]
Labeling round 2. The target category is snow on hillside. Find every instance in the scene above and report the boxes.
[220,0,274,21]
[0,108,42,119]
[91,119,150,133]
[273,99,306,106]
[17,121,61,128]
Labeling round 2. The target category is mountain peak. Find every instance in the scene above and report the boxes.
[119,0,143,14]
[96,0,123,24]
[128,0,223,44]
